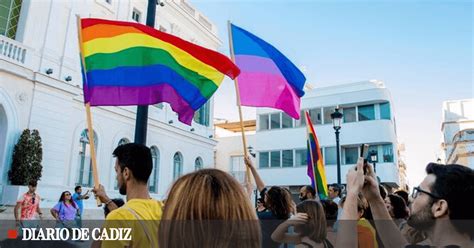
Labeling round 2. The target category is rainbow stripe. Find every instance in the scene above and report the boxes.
[79,18,240,124]
[305,111,329,198]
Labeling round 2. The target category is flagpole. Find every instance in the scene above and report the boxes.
[306,111,319,199]
[76,15,102,207]
[227,21,252,189]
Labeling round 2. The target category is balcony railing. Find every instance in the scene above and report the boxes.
[0,35,27,65]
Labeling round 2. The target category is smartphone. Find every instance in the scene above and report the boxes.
[360,144,369,174]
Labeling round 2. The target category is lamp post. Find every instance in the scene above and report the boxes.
[330,107,343,184]
[370,150,378,173]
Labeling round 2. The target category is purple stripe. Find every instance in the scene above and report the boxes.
[235,55,282,75]
[86,85,195,125]
[238,71,301,119]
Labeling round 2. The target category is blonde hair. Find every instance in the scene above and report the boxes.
[159,169,261,248]
[296,200,327,242]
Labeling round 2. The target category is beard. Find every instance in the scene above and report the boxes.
[119,183,127,195]
[407,203,435,231]
[299,195,308,201]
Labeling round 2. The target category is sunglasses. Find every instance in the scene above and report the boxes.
[64,193,71,196]
[411,186,442,200]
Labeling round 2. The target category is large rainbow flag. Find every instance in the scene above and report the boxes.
[230,24,305,119]
[79,18,240,125]
[305,111,328,198]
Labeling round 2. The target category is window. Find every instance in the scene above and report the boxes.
[344,147,359,165]
[324,147,337,165]
[295,149,307,166]
[132,8,141,22]
[380,102,391,120]
[295,111,306,127]
[259,115,269,130]
[323,106,336,124]
[343,107,357,123]
[309,108,322,125]
[282,150,293,167]
[155,103,164,109]
[358,104,375,121]
[77,129,98,187]
[270,151,281,167]
[173,152,183,180]
[105,0,111,3]
[281,113,293,129]
[0,0,23,39]
[195,157,203,170]
[149,146,160,193]
[382,144,394,162]
[259,152,269,168]
[194,102,210,126]
[368,145,379,162]
[270,113,280,129]
[231,156,245,183]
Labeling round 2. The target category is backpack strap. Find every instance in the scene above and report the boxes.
[125,207,157,248]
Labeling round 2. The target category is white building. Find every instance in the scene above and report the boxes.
[441,99,474,168]
[0,0,220,207]
[216,80,407,196]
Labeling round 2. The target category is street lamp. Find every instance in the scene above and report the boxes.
[330,107,343,184]
[370,150,378,173]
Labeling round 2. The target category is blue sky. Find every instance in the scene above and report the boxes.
[192,0,473,187]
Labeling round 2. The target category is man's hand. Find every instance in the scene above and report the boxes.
[346,157,365,195]
[361,163,382,202]
[92,184,109,203]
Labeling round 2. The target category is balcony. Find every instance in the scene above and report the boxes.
[178,0,215,33]
[0,35,37,72]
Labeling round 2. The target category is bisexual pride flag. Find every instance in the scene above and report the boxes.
[230,23,306,119]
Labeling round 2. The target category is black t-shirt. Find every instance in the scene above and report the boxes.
[257,210,286,248]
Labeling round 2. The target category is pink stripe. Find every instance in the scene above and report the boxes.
[87,85,195,124]
[235,55,282,75]
[238,72,301,119]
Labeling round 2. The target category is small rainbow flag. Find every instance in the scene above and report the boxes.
[79,18,240,125]
[305,111,328,198]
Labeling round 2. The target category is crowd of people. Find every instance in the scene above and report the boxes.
[9,143,474,247]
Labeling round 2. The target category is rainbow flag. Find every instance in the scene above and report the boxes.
[305,111,328,198]
[230,24,305,119]
[79,18,240,125]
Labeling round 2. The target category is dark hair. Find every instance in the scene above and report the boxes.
[304,185,316,196]
[330,184,341,197]
[104,198,125,217]
[378,185,387,200]
[394,190,409,205]
[59,191,77,209]
[387,194,408,219]
[425,163,474,236]
[74,185,81,192]
[113,143,152,184]
[320,199,338,225]
[28,180,37,187]
[265,186,292,219]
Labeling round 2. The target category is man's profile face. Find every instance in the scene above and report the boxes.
[115,160,127,195]
[328,187,337,199]
[407,174,436,230]
[299,187,308,201]
[76,187,82,194]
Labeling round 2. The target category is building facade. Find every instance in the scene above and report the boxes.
[0,0,220,207]
[441,99,474,168]
[216,81,407,196]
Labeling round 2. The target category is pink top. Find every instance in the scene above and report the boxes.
[17,192,40,220]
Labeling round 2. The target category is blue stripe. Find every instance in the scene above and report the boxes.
[86,65,208,109]
[231,24,306,97]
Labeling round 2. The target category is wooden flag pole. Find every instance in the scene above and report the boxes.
[77,16,101,207]
[227,21,252,189]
